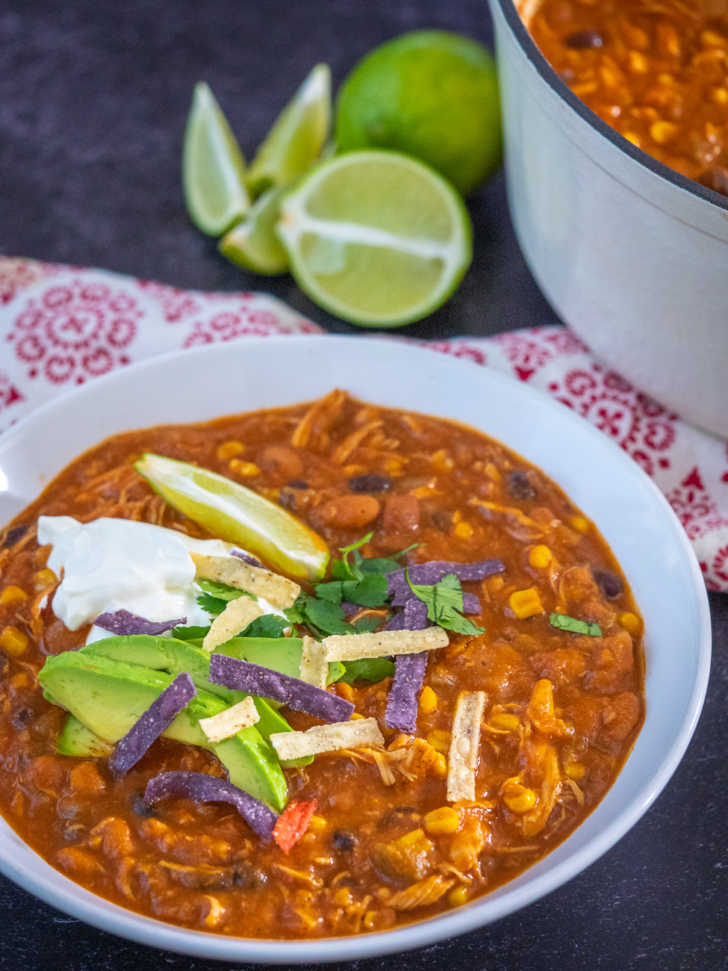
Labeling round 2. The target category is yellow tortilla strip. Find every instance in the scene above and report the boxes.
[198,696,260,743]
[191,553,300,608]
[322,627,448,663]
[299,635,328,690]
[202,596,264,652]
[447,690,486,803]
[270,717,384,760]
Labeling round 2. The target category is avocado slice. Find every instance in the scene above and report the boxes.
[39,651,288,810]
[57,714,113,757]
[81,635,312,767]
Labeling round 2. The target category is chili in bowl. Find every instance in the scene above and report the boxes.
[0,337,710,962]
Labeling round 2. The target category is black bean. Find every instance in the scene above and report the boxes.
[332,830,356,852]
[11,707,35,730]
[1,524,27,550]
[287,480,310,490]
[379,806,420,829]
[431,510,452,532]
[348,474,392,494]
[592,568,624,600]
[564,29,604,49]
[507,469,536,501]
[278,490,296,511]
[131,792,157,818]
[233,862,265,889]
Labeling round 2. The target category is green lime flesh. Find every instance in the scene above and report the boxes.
[183,81,250,235]
[276,150,472,327]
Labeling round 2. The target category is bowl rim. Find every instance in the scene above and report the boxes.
[0,335,713,964]
[492,0,728,214]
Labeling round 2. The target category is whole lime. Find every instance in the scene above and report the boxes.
[336,30,502,196]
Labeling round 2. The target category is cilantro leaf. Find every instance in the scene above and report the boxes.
[406,571,485,637]
[353,614,385,633]
[284,599,307,626]
[303,596,355,636]
[338,658,395,684]
[549,612,602,637]
[197,579,249,602]
[240,614,290,638]
[196,593,229,616]
[314,581,345,604]
[315,573,388,609]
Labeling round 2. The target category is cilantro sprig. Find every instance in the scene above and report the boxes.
[406,571,485,637]
[549,612,602,637]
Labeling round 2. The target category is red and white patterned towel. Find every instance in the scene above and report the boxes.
[1,257,727,591]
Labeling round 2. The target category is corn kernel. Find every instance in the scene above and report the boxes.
[337,682,354,703]
[453,520,473,540]
[489,712,520,732]
[619,611,641,635]
[628,51,648,73]
[448,885,470,907]
[502,782,537,814]
[0,585,29,606]
[701,29,727,48]
[0,626,29,657]
[350,712,365,720]
[216,440,245,460]
[623,131,642,148]
[569,516,589,534]
[433,752,448,777]
[363,910,378,930]
[484,462,501,482]
[334,887,353,907]
[649,121,678,145]
[487,574,504,594]
[424,807,461,836]
[229,459,260,477]
[34,568,57,590]
[711,86,728,105]
[528,545,552,569]
[508,588,543,620]
[431,449,455,472]
[419,686,438,715]
[427,730,451,753]
[565,762,586,781]
[308,814,327,833]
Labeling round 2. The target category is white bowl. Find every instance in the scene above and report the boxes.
[489,0,728,439]
[0,336,711,963]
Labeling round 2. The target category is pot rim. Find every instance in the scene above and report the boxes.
[492,0,728,214]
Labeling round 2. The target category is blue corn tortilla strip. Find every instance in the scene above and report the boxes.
[109,673,197,776]
[462,593,481,614]
[385,597,430,733]
[95,609,187,636]
[385,652,428,734]
[144,770,277,840]
[231,548,263,568]
[209,654,354,723]
[387,559,505,606]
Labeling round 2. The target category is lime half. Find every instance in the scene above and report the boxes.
[219,186,289,275]
[135,453,329,582]
[276,150,472,327]
[183,82,249,236]
[247,64,331,197]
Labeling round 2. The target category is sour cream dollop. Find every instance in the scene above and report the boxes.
[37,516,233,636]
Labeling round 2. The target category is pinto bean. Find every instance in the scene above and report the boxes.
[381,495,420,534]
[259,445,304,481]
[317,494,381,529]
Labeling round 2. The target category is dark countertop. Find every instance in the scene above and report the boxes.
[1,1,726,969]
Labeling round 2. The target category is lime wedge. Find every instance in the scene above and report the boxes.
[135,453,329,582]
[275,150,472,327]
[219,186,289,275]
[247,64,331,197]
[183,82,249,236]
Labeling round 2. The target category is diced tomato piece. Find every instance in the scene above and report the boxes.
[272,799,318,853]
